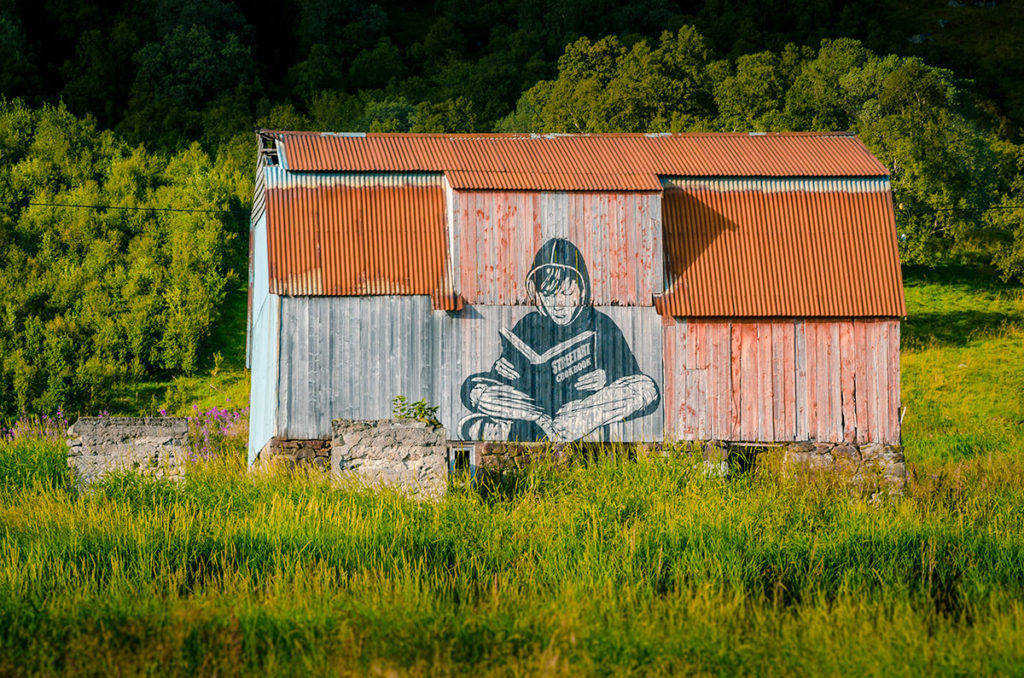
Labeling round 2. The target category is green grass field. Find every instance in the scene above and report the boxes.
[1,266,1023,675]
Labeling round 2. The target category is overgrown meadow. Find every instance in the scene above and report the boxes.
[1,267,1023,675]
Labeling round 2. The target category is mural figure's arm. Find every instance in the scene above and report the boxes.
[464,376,559,438]
[550,374,658,441]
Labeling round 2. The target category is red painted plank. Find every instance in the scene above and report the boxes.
[784,321,797,440]
[683,319,696,370]
[662,321,678,438]
[878,320,891,443]
[758,322,775,441]
[805,321,819,441]
[839,321,856,443]
[771,322,785,439]
[731,321,743,440]
[740,322,758,441]
[866,321,882,443]
[713,321,731,440]
[853,320,869,443]
[829,322,842,443]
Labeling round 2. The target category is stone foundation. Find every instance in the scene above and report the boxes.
[780,441,907,495]
[331,419,447,498]
[66,417,188,486]
[257,437,331,470]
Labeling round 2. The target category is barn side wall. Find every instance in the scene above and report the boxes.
[274,297,665,443]
[663,318,901,445]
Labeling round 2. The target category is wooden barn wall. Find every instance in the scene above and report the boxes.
[274,297,665,443]
[449,189,663,306]
[662,318,901,445]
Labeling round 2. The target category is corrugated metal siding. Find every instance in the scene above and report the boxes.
[663,318,901,444]
[263,132,889,190]
[264,170,453,298]
[451,191,663,306]
[275,297,664,442]
[247,211,280,462]
[658,177,906,317]
[246,148,267,368]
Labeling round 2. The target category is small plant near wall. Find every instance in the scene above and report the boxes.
[391,396,441,428]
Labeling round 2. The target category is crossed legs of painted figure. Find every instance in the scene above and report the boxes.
[459,372,658,442]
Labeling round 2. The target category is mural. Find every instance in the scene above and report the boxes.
[459,238,660,442]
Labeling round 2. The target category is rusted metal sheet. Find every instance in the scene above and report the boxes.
[450,190,662,306]
[264,169,453,301]
[263,131,889,191]
[663,318,900,444]
[274,296,664,443]
[657,177,906,317]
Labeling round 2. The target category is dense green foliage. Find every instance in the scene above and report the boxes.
[0,0,1022,415]
[508,31,1023,269]
[0,100,249,416]
[1,438,1023,674]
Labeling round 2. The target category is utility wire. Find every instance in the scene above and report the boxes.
[5,199,1024,216]
[0,200,250,215]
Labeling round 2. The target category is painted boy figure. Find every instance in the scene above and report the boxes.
[460,238,660,442]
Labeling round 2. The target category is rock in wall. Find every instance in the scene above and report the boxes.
[330,419,447,499]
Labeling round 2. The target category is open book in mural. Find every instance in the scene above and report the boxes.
[460,238,660,442]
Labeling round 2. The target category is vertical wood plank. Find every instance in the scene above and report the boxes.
[830,322,842,443]
[839,321,857,443]
[740,322,758,441]
[771,322,785,440]
[758,322,775,441]
[805,321,819,441]
[795,320,808,440]
[781,321,796,440]
[713,321,731,440]
[694,368,708,440]
[853,320,869,444]
[866,321,882,443]
[877,320,891,444]
[662,321,677,439]
[731,321,743,440]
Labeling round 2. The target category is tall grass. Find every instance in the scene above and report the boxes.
[2,437,1023,675]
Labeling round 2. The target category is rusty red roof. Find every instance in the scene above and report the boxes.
[264,169,457,308]
[656,178,906,317]
[262,131,888,191]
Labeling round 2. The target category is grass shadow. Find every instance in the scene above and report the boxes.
[902,264,1023,349]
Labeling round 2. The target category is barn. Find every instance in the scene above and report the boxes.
[246,130,905,464]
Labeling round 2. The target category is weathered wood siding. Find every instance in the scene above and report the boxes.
[663,318,900,444]
[449,190,663,306]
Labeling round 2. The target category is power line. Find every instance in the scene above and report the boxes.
[0,200,250,215]
[898,204,1024,213]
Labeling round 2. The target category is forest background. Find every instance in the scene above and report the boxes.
[0,0,1022,417]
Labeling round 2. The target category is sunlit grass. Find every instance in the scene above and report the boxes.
[2,435,1024,675]
[901,265,1024,463]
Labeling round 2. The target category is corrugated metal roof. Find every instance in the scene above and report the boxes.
[263,131,888,191]
[656,177,906,317]
[264,169,454,304]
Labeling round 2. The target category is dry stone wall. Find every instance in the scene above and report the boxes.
[66,417,188,486]
[331,419,447,499]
